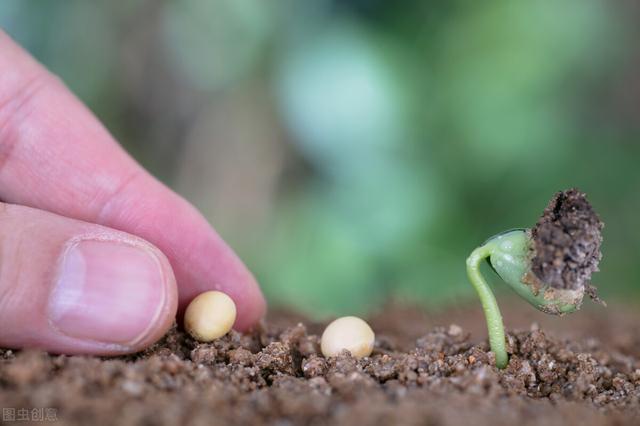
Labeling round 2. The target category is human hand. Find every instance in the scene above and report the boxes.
[0,31,265,354]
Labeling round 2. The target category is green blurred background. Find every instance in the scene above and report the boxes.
[2,0,639,317]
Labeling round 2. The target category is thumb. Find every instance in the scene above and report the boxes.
[0,203,177,355]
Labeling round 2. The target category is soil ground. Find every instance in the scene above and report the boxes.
[1,299,639,426]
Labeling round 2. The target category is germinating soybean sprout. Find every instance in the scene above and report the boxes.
[466,188,604,369]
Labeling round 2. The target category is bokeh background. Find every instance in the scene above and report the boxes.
[2,0,639,318]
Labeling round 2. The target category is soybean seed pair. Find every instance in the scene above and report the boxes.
[184,291,375,358]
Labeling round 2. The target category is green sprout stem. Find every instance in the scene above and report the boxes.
[466,243,508,369]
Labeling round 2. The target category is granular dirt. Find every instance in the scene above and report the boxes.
[1,303,639,425]
[531,188,604,292]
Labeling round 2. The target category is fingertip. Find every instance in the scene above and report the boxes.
[0,204,180,355]
[228,272,267,332]
[176,233,266,332]
[46,235,180,355]
[199,236,267,331]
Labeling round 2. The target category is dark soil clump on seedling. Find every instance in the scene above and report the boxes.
[531,188,604,292]
[1,304,639,425]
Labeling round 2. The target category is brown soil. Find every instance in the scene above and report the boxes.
[531,188,603,292]
[1,302,639,426]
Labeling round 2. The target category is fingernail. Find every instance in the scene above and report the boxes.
[49,239,167,346]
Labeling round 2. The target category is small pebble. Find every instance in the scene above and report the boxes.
[121,380,144,397]
[448,324,463,336]
[184,291,236,342]
[320,316,375,358]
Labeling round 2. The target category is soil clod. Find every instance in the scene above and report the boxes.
[531,188,604,293]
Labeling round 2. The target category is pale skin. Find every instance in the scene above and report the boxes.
[0,31,265,355]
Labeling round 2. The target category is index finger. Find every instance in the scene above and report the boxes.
[0,31,265,330]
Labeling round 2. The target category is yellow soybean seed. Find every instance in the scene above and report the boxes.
[184,291,236,342]
[320,316,375,358]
